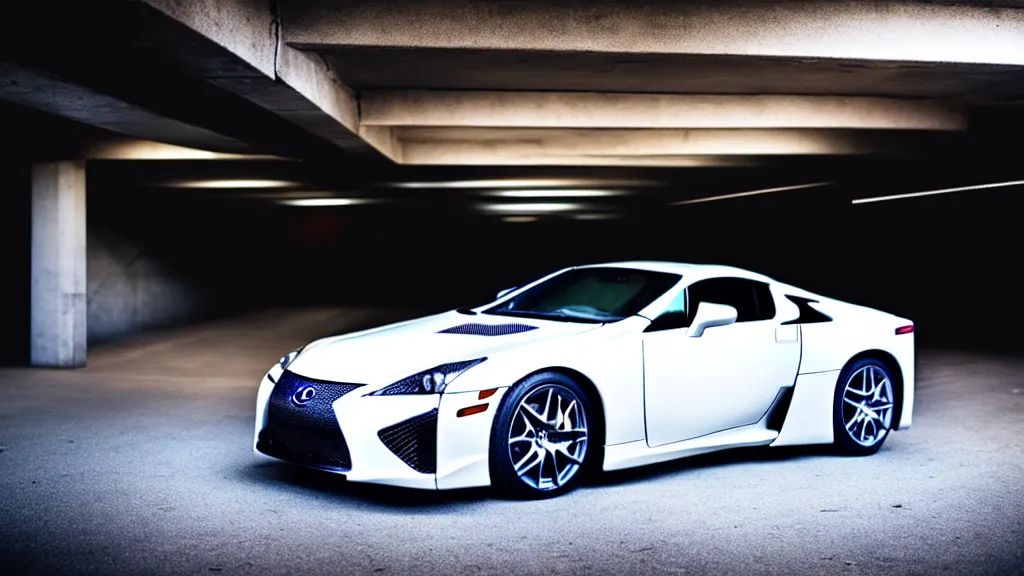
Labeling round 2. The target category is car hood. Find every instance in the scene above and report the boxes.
[286,310,603,385]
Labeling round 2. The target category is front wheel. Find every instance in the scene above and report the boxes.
[490,372,595,499]
[833,358,896,456]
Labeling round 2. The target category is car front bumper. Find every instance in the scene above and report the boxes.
[253,371,507,490]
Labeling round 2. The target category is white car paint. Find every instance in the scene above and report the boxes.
[254,261,915,490]
[643,314,801,446]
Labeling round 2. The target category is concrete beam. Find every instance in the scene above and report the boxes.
[142,0,278,78]
[357,126,403,162]
[361,91,966,131]
[396,127,940,165]
[0,0,371,161]
[31,161,87,368]
[399,154,768,167]
[141,0,390,159]
[284,0,1024,66]
[0,62,252,154]
[271,43,389,157]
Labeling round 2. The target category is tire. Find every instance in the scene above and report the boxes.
[833,358,897,456]
[489,371,598,499]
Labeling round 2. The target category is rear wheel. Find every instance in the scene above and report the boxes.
[490,372,594,499]
[833,358,896,455]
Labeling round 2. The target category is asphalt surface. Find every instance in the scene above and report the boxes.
[1,308,1022,575]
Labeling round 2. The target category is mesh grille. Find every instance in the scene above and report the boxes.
[258,371,361,471]
[438,322,538,336]
[377,409,439,474]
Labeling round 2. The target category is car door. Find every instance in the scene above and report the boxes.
[642,277,801,447]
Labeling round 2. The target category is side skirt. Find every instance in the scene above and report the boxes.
[603,425,778,472]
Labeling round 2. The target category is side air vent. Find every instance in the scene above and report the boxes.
[765,387,795,432]
[781,295,833,325]
[378,409,439,474]
[438,322,538,336]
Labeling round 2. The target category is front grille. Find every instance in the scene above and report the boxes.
[438,322,538,336]
[257,371,361,471]
[378,409,439,474]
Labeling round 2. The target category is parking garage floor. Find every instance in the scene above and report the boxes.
[1,309,1022,575]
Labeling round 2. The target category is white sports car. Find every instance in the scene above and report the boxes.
[254,262,914,498]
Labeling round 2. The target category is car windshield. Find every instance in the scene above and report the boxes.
[484,267,682,324]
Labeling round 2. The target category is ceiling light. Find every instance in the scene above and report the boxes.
[279,198,367,207]
[671,182,834,205]
[572,213,621,220]
[490,189,624,198]
[480,202,584,213]
[169,179,300,189]
[389,179,657,189]
[502,216,539,223]
[851,179,1024,204]
[88,140,288,161]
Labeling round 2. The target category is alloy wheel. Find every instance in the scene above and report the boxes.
[841,364,894,447]
[507,384,589,490]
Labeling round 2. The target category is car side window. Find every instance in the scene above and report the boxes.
[664,289,686,315]
[645,277,776,332]
[687,278,775,323]
[644,289,688,332]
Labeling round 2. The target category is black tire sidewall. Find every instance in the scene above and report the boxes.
[489,371,597,499]
[833,358,894,456]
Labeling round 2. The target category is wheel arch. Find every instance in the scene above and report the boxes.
[840,349,905,429]
[499,366,607,449]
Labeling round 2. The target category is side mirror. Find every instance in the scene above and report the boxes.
[496,286,518,300]
[686,302,737,338]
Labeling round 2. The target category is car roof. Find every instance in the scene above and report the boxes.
[576,260,775,283]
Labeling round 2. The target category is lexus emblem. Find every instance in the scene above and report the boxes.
[292,385,316,406]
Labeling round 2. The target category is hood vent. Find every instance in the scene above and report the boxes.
[438,322,538,336]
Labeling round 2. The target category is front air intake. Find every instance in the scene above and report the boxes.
[378,409,439,474]
[257,371,362,471]
[438,322,538,336]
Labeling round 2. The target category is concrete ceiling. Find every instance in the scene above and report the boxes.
[322,48,1024,103]
[1,0,1023,174]
[278,0,1024,167]
[0,0,384,165]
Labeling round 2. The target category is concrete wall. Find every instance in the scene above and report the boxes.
[86,229,206,344]
[82,174,295,348]
[0,161,217,364]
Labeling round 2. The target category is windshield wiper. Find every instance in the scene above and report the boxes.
[552,307,620,321]
[485,309,602,324]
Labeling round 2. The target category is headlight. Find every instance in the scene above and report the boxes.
[370,358,487,396]
[278,349,300,370]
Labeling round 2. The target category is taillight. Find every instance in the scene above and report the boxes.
[895,325,914,335]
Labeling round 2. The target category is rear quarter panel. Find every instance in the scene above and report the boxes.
[796,297,915,429]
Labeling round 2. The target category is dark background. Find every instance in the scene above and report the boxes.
[2,101,1022,365]
[6,161,1022,363]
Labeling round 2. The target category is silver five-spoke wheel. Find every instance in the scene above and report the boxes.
[841,364,894,447]
[508,384,588,491]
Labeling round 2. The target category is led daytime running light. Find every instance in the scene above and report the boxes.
[371,358,487,396]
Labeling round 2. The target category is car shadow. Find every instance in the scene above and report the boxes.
[238,444,842,507]
[238,461,495,511]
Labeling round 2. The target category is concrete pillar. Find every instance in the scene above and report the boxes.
[31,161,86,368]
